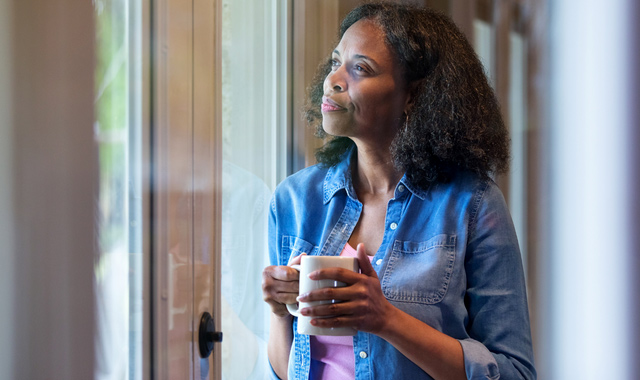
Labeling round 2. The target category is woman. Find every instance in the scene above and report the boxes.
[262,2,536,379]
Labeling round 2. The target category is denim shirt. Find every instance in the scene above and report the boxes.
[268,152,536,380]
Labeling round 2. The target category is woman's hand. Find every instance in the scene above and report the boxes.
[296,243,395,334]
[265,255,305,380]
[262,254,304,317]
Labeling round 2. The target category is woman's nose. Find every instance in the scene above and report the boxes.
[324,69,346,94]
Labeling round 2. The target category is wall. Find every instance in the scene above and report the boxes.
[0,0,15,378]
[1,1,97,378]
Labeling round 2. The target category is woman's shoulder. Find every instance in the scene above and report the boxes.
[429,171,499,197]
[445,171,510,217]
[273,163,330,199]
[424,171,507,213]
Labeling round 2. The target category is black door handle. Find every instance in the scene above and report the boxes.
[198,311,223,358]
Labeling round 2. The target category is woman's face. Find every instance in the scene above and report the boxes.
[322,19,410,145]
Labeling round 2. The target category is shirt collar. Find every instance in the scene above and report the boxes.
[322,148,355,204]
[322,146,428,203]
[398,174,428,200]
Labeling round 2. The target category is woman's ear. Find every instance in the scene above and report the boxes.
[403,80,419,114]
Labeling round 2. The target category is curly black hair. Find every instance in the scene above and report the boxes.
[305,1,510,189]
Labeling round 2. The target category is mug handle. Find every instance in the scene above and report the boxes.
[285,264,301,317]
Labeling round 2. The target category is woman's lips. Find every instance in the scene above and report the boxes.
[321,96,346,112]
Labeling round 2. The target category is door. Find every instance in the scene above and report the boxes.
[152,0,221,378]
[96,0,291,378]
[153,1,292,378]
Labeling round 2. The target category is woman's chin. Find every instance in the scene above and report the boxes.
[321,124,348,138]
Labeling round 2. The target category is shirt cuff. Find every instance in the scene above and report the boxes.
[459,338,500,380]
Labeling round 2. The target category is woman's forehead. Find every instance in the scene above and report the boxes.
[335,20,391,61]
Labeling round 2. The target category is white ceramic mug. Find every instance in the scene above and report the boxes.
[286,255,359,336]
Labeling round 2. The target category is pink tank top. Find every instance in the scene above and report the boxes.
[309,243,373,379]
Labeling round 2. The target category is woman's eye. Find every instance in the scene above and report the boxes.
[354,64,369,74]
[330,59,340,67]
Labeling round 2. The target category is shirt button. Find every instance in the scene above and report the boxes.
[376,259,382,266]
[390,222,398,230]
[359,351,368,359]
[398,185,405,192]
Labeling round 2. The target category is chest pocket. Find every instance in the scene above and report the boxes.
[281,236,319,265]
[381,234,456,305]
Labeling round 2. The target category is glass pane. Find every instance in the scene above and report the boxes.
[508,31,527,269]
[473,19,495,87]
[220,0,288,378]
[94,0,143,379]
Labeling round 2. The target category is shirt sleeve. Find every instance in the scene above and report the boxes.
[267,361,282,380]
[461,182,537,379]
[268,194,282,267]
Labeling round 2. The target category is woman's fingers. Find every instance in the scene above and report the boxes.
[356,243,377,278]
[287,252,306,265]
[300,295,390,333]
[309,315,363,329]
[299,301,373,331]
[296,243,393,333]
[267,264,300,282]
[299,299,357,317]
[261,253,307,317]
[297,281,357,303]
[262,264,300,316]
[307,244,377,284]
[263,248,392,329]
[307,267,362,285]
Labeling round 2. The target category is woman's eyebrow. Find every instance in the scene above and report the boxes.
[333,50,378,65]
[353,54,376,65]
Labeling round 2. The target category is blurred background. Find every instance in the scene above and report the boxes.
[0,0,638,379]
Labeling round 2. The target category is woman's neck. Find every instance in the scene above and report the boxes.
[351,144,403,196]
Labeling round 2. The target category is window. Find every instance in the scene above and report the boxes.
[220,1,290,378]
[94,0,144,379]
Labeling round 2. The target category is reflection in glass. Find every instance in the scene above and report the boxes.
[220,0,288,378]
[94,0,142,379]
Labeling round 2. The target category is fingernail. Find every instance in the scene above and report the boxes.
[297,293,307,302]
[300,308,309,316]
